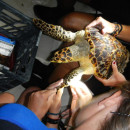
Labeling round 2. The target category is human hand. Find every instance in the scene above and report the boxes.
[70,81,92,113]
[46,79,64,116]
[46,87,64,129]
[47,79,64,117]
[48,88,64,119]
[27,89,56,120]
[68,81,92,127]
[95,61,126,87]
[46,79,64,128]
[86,16,115,34]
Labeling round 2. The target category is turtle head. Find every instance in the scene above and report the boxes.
[50,47,73,63]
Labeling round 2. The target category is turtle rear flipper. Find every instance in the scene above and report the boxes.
[33,18,76,42]
[57,65,94,89]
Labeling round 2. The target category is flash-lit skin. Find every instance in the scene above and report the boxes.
[75,90,123,130]
[87,16,130,42]
[0,92,15,107]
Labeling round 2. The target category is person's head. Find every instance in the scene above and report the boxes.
[75,81,130,130]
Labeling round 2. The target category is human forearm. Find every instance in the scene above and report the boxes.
[117,25,130,42]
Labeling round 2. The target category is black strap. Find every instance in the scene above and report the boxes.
[46,117,60,124]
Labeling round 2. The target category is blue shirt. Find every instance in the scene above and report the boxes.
[0,103,57,130]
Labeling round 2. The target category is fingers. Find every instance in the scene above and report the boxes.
[87,20,97,28]
[57,87,64,95]
[70,86,78,100]
[95,75,107,83]
[60,109,71,119]
[70,86,77,96]
[73,81,89,95]
[41,89,56,102]
[87,17,100,28]
[95,61,124,87]
[56,87,64,101]
[50,86,64,106]
[87,16,104,29]
[41,88,56,94]
[95,61,117,84]
[102,28,107,35]
[46,89,57,103]
[47,79,63,89]
[75,83,86,98]
[86,16,114,34]
[44,79,64,101]
[61,109,70,115]
[45,89,56,95]
[112,61,118,75]
[71,81,93,99]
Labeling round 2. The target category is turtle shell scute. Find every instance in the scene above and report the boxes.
[85,29,129,79]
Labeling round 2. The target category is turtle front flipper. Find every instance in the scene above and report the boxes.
[33,18,76,42]
[51,39,90,63]
[51,44,81,63]
[51,46,74,63]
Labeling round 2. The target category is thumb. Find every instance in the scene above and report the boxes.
[86,20,98,28]
[70,87,78,99]
[47,89,56,101]
[101,28,107,34]
[57,87,64,97]
[45,89,56,97]
[47,79,63,89]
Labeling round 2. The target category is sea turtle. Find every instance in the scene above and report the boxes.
[33,18,129,89]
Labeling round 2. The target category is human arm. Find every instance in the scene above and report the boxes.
[95,61,126,87]
[87,16,130,42]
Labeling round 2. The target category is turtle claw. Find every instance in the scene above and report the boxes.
[56,82,67,91]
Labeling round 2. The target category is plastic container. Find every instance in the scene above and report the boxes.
[0,1,41,91]
[0,35,16,70]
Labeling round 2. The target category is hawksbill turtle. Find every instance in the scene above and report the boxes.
[33,18,129,89]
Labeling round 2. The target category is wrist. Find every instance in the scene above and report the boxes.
[47,114,59,120]
[47,112,60,119]
[46,123,58,128]
[46,116,60,128]
[110,23,123,37]
[110,23,116,33]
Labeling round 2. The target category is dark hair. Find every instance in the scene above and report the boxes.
[101,81,130,130]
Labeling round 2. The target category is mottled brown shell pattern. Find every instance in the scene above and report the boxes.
[85,28,129,78]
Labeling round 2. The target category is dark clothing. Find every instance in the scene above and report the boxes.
[90,0,130,24]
